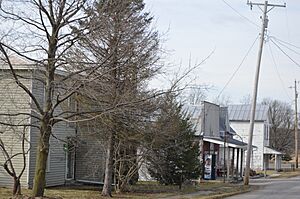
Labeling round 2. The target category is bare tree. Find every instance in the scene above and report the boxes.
[0,126,29,196]
[239,94,251,105]
[262,98,294,157]
[0,0,203,197]
[0,0,106,197]
[184,84,210,105]
[0,63,33,196]
[214,94,232,107]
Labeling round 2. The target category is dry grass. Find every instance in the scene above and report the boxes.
[193,183,252,199]
[268,168,300,179]
[0,181,251,199]
[0,187,169,199]
[255,168,300,179]
[198,185,253,199]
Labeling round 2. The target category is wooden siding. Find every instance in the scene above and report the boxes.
[230,121,265,170]
[75,123,106,183]
[1,68,104,188]
[28,71,76,188]
[0,70,31,188]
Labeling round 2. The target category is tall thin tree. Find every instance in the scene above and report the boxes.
[76,0,160,196]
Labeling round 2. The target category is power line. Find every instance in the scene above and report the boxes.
[276,41,300,56]
[267,41,293,100]
[221,0,260,29]
[270,38,300,68]
[271,36,300,51]
[274,39,300,57]
[284,4,291,42]
[216,34,259,100]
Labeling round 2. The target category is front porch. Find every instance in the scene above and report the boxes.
[201,136,247,181]
[264,146,283,171]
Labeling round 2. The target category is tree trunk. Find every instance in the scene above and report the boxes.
[102,131,116,197]
[32,121,51,197]
[12,177,21,196]
[119,179,129,193]
[32,138,49,197]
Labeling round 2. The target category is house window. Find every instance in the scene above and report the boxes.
[264,124,269,140]
[65,138,75,180]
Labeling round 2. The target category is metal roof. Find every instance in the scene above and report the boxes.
[228,104,269,121]
[204,136,248,149]
[0,56,70,77]
[264,146,283,155]
[0,55,36,70]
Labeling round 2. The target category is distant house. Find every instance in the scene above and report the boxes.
[228,104,282,171]
[0,59,108,188]
[0,60,77,188]
[186,101,247,179]
[138,101,248,181]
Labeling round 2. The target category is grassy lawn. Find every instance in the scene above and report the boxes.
[0,181,252,199]
[255,168,300,179]
[192,183,252,199]
[267,168,300,178]
[4,169,298,198]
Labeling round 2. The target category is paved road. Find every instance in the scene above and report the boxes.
[226,176,300,199]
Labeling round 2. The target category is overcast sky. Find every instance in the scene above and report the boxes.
[144,0,300,105]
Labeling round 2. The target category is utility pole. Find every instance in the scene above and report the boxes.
[244,1,286,186]
[294,80,298,168]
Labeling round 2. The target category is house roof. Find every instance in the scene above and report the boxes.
[0,55,36,70]
[264,146,283,155]
[203,136,248,149]
[0,55,70,76]
[229,127,236,134]
[228,104,269,122]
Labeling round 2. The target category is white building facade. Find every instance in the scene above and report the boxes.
[228,104,281,171]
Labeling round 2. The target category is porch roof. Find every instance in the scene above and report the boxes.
[264,146,283,155]
[203,136,248,149]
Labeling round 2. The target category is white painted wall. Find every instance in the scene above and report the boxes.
[230,121,269,170]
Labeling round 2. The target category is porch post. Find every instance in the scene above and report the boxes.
[279,155,282,170]
[275,154,278,171]
[232,148,235,177]
[227,147,230,179]
[236,148,240,178]
[240,149,244,177]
